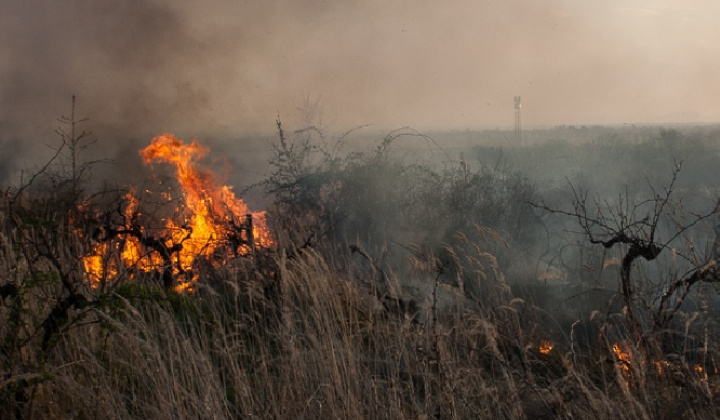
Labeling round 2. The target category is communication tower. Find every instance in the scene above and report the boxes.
[514,96,522,144]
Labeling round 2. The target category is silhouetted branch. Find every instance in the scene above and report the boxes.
[532,163,720,344]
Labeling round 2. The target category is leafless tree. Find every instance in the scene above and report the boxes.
[534,162,720,349]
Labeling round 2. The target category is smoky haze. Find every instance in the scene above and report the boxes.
[1,0,720,180]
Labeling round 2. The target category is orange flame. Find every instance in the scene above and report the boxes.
[612,342,632,373]
[652,359,670,376]
[539,340,554,355]
[82,242,110,284]
[82,134,273,290]
[140,134,271,269]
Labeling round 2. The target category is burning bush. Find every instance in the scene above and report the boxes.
[82,134,274,291]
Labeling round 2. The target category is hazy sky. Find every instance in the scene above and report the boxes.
[2,0,719,140]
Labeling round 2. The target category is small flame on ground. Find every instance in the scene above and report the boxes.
[652,360,670,376]
[539,340,554,355]
[612,342,632,373]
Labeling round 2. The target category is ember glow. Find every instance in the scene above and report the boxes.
[539,340,553,355]
[652,360,670,376]
[82,134,272,290]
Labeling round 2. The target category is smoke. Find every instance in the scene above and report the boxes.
[1,0,719,183]
[0,0,222,182]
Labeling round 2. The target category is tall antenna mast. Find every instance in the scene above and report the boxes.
[514,96,522,144]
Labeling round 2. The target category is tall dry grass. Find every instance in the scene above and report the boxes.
[1,193,719,419]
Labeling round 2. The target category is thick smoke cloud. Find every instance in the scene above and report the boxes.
[1,0,228,180]
[1,0,719,181]
[2,1,211,135]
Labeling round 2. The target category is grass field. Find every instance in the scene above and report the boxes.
[2,124,720,419]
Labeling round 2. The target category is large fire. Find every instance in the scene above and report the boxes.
[82,134,272,290]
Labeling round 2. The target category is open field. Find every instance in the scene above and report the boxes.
[2,122,720,419]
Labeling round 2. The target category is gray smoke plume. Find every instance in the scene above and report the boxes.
[1,0,718,183]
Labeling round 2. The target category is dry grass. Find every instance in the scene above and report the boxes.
[1,196,720,419]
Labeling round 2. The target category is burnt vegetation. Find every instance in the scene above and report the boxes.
[3,100,720,418]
